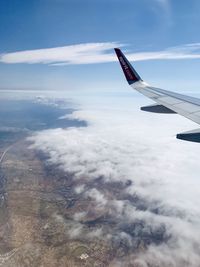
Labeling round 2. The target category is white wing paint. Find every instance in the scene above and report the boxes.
[114,48,200,143]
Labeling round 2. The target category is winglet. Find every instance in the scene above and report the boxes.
[114,48,142,84]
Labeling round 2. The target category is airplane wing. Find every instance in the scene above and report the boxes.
[114,48,200,143]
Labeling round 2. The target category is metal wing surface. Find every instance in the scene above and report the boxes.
[114,48,200,142]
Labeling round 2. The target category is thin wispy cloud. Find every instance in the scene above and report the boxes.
[155,0,170,11]
[0,42,121,65]
[155,0,171,21]
[1,42,200,66]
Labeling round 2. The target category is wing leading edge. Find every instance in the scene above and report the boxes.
[114,48,200,143]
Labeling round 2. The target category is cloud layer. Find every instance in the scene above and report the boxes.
[2,42,200,65]
[29,93,200,266]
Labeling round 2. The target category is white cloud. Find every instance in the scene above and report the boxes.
[85,188,108,207]
[74,184,85,194]
[28,93,200,266]
[87,228,103,239]
[73,211,87,222]
[2,42,200,66]
[0,42,120,65]
[68,223,84,239]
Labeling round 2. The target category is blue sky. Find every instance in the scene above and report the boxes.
[1,2,200,265]
[1,0,200,92]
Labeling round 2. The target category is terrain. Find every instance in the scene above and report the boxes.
[0,98,168,267]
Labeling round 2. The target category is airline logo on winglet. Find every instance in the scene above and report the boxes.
[114,48,141,84]
[119,56,135,80]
